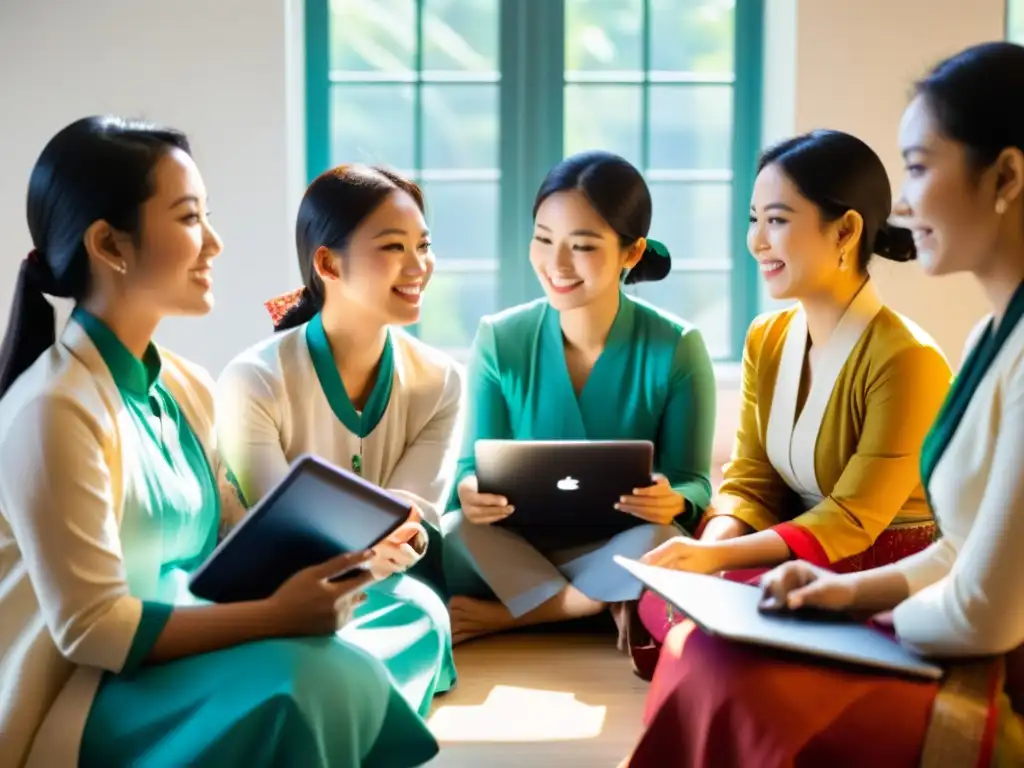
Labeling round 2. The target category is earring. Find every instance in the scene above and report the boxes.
[114,261,127,275]
[996,198,1008,215]
[839,249,847,271]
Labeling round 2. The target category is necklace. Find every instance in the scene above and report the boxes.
[351,436,363,476]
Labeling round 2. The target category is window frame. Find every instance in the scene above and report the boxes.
[305,0,764,361]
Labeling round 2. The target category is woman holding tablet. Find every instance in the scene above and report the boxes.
[636,129,952,649]
[626,42,1024,766]
[0,118,438,767]
[216,164,460,717]
[442,150,716,648]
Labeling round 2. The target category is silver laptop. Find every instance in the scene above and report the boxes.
[615,556,943,680]
[474,439,654,541]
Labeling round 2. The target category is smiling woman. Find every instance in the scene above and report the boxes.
[635,131,951,649]
[440,151,716,663]
[215,165,464,742]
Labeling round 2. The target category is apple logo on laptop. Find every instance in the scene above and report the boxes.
[557,476,580,491]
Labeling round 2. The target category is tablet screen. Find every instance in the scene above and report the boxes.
[189,456,410,603]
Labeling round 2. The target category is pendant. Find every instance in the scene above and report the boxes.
[351,454,362,476]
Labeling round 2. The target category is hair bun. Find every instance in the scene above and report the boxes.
[625,238,672,284]
[873,224,916,263]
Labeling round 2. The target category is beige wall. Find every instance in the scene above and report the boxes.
[711,0,1007,480]
[794,0,1002,363]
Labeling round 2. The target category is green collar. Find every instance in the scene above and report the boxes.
[73,307,162,398]
[544,289,636,347]
[305,313,394,437]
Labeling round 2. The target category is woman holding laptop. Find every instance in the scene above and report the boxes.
[635,128,952,650]
[0,119,438,767]
[442,150,716,649]
[216,165,461,720]
[626,41,1024,766]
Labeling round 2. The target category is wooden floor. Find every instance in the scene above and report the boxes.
[425,634,647,767]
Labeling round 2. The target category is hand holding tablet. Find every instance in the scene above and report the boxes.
[189,455,416,604]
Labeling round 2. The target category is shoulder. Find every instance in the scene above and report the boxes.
[391,329,464,401]
[742,305,800,360]
[478,298,548,339]
[626,295,712,365]
[0,350,109,468]
[867,307,951,375]
[217,328,304,401]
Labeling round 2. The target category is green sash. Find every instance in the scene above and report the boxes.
[920,280,1024,499]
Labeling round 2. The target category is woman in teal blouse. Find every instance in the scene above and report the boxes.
[442,150,717,647]
[0,117,437,767]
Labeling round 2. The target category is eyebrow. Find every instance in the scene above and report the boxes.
[170,194,200,208]
[535,223,603,238]
[901,145,930,159]
[372,227,430,239]
[750,202,797,213]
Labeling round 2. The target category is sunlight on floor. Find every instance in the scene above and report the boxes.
[428,684,607,742]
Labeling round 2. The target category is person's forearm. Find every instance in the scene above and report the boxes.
[700,515,754,542]
[147,600,291,665]
[846,568,911,615]
[712,529,792,570]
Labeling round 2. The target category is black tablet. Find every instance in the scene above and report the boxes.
[189,454,411,603]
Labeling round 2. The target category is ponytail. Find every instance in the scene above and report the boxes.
[265,285,323,331]
[0,253,67,398]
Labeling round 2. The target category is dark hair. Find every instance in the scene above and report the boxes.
[915,41,1024,172]
[275,164,426,331]
[757,130,916,271]
[0,115,190,399]
[532,150,670,284]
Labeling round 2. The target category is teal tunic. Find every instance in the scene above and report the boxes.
[446,293,716,522]
[75,309,437,768]
[442,294,716,614]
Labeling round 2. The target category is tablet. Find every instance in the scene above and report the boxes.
[475,439,653,541]
[615,556,943,680]
[189,455,411,603]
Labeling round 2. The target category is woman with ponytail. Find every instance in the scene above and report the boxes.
[216,165,461,719]
[441,150,716,652]
[0,118,441,768]
[634,130,952,659]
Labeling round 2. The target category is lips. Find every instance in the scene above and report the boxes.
[392,283,423,304]
[189,267,213,288]
[547,274,583,294]
[758,260,785,277]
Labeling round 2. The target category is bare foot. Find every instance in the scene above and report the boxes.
[448,596,515,645]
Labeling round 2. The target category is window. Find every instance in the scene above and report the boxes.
[1011,0,1024,42]
[306,0,763,359]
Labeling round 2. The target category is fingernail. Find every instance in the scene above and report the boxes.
[499,498,507,506]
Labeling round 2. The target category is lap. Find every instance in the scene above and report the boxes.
[81,636,402,768]
[631,621,936,768]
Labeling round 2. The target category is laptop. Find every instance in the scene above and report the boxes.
[474,439,654,542]
[614,556,944,680]
[189,455,411,604]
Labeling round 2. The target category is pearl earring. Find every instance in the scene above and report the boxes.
[996,198,1008,215]
[114,262,127,275]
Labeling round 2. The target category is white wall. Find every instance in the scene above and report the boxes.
[0,0,306,373]
[791,0,1002,362]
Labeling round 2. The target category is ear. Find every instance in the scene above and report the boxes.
[992,147,1024,210]
[623,236,646,270]
[835,210,864,256]
[312,246,342,283]
[82,220,128,275]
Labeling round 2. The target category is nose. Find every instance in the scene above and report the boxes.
[554,241,574,270]
[891,194,911,219]
[204,220,224,259]
[747,219,768,256]
[403,244,430,275]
